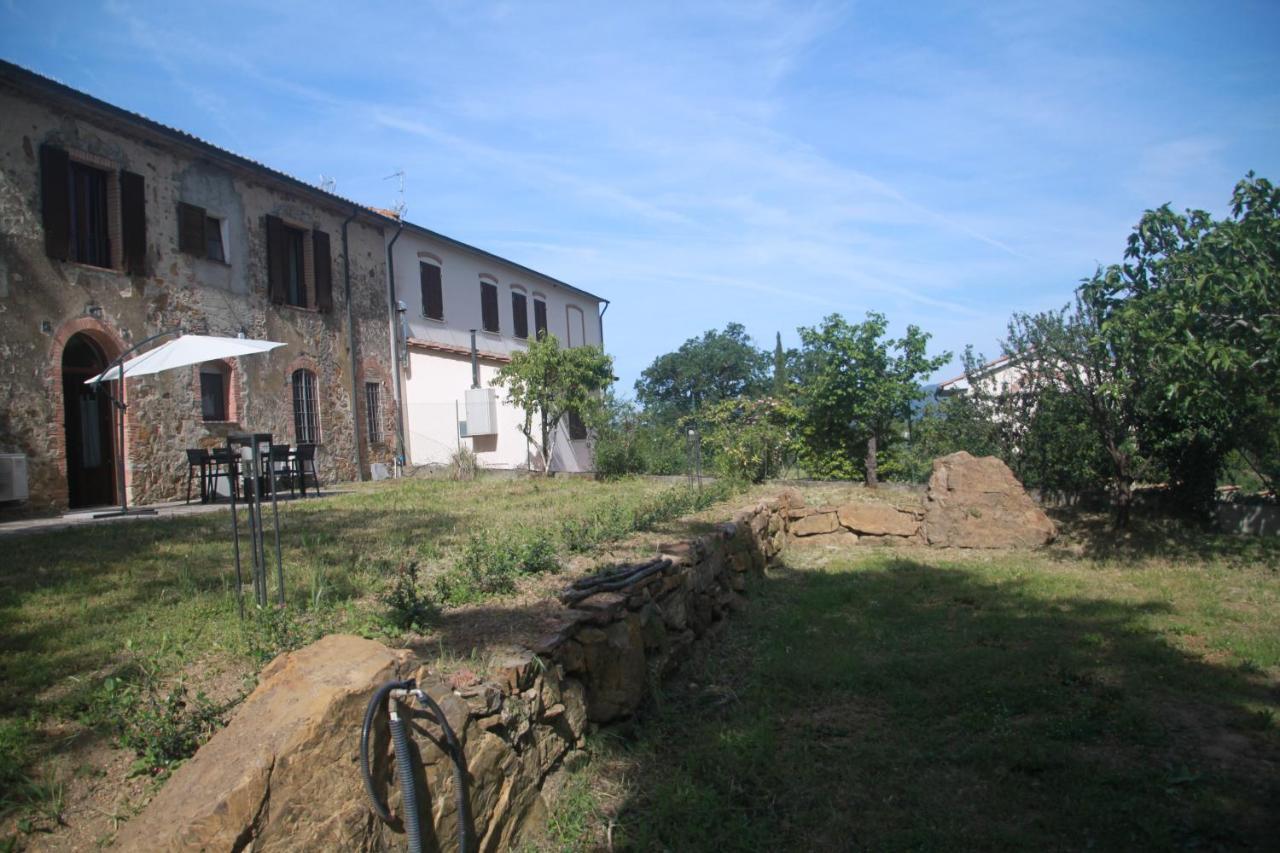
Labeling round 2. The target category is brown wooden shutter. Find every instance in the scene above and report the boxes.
[265,215,286,304]
[481,282,500,332]
[120,170,146,275]
[40,144,70,261]
[534,298,548,340]
[177,202,206,257]
[421,263,443,320]
[313,229,332,312]
[512,291,528,339]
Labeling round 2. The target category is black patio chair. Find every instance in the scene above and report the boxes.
[268,444,295,498]
[293,443,321,497]
[184,448,210,504]
[207,447,238,501]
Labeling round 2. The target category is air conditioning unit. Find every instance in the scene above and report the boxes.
[462,387,498,436]
[0,454,29,502]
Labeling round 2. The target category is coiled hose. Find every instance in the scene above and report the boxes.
[360,679,471,853]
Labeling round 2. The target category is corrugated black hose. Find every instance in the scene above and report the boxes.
[361,679,472,853]
[389,700,423,853]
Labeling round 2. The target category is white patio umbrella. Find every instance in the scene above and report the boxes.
[85,333,285,384]
[83,332,286,517]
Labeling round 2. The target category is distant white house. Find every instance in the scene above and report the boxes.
[936,354,1028,398]
[386,220,606,472]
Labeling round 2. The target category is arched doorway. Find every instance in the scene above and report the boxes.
[61,333,117,508]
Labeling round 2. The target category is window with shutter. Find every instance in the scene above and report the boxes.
[512,290,528,339]
[266,216,307,307]
[480,281,499,333]
[420,262,443,320]
[534,297,548,340]
[68,161,111,268]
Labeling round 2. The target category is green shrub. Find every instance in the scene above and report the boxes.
[381,561,435,632]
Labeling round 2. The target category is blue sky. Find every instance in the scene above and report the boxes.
[4,1,1278,392]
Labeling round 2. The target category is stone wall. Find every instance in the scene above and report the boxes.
[0,67,395,511]
[112,493,799,852]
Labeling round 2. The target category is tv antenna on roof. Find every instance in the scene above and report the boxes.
[383,169,407,218]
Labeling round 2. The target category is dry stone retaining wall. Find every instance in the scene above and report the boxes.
[114,492,801,852]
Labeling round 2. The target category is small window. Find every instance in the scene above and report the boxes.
[512,289,529,339]
[533,297,548,340]
[200,362,229,422]
[365,382,383,444]
[421,262,443,320]
[179,202,226,263]
[292,369,319,443]
[69,161,111,268]
[480,281,500,333]
[567,409,588,441]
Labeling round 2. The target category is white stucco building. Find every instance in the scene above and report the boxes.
[385,220,606,472]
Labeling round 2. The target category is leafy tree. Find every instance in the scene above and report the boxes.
[698,396,798,483]
[492,334,613,474]
[1003,291,1149,527]
[795,312,950,486]
[634,323,770,423]
[592,393,687,478]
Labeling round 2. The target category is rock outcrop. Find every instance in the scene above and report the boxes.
[112,635,411,852]
[923,451,1056,548]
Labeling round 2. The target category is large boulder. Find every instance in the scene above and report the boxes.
[924,452,1055,548]
[113,634,412,852]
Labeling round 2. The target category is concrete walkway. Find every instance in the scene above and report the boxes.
[0,490,345,538]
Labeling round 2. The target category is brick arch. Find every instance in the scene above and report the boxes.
[47,317,132,505]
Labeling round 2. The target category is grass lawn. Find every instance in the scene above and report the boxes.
[0,475,743,848]
[546,521,1280,850]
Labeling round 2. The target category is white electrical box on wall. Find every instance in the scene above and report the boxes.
[463,387,498,436]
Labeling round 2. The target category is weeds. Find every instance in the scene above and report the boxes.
[381,561,435,631]
[86,647,231,779]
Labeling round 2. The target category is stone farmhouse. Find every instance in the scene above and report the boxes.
[0,60,606,512]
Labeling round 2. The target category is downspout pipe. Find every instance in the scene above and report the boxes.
[386,220,407,467]
[341,209,365,480]
[598,298,610,348]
